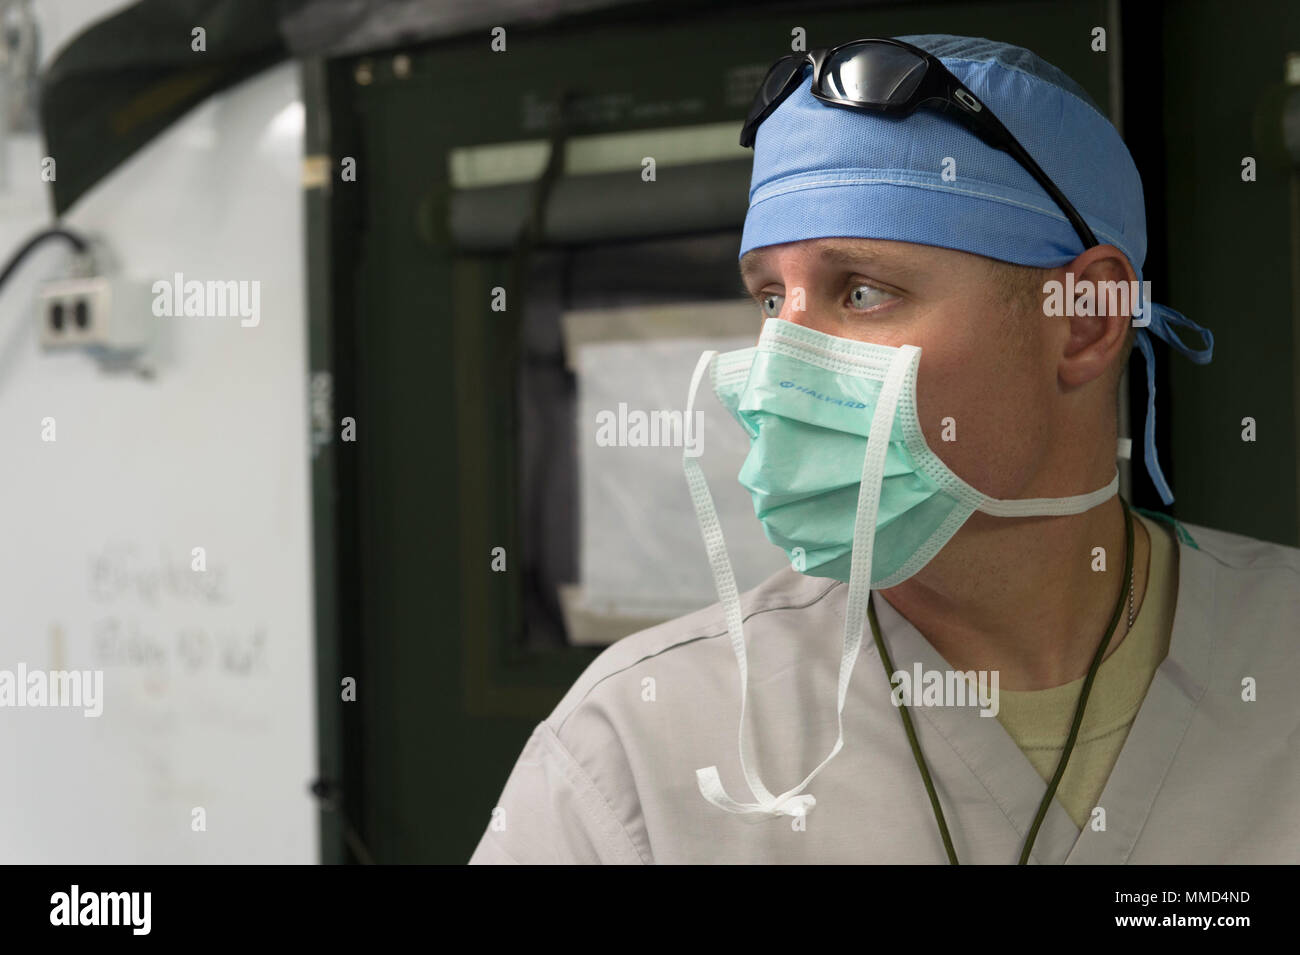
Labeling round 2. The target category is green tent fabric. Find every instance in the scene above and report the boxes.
[40,0,288,214]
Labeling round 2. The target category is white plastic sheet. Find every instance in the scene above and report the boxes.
[565,332,790,640]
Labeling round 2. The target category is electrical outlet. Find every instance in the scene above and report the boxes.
[38,275,153,358]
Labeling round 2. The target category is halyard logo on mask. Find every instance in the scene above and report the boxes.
[779,379,867,409]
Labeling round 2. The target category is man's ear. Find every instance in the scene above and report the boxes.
[1055,244,1136,390]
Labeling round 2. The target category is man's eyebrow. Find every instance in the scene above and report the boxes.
[738,251,768,284]
[738,242,921,287]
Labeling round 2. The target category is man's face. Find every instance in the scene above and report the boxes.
[738,236,1060,500]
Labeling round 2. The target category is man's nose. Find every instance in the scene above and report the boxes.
[779,280,837,336]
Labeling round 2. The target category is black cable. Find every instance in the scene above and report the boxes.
[0,227,91,292]
[309,777,376,865]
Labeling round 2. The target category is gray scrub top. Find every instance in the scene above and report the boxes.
[469,521,1300,864]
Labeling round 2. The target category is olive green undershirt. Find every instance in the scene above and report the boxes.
[993,513,1179,829]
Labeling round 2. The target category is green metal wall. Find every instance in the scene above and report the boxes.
[1161,0,1300,545]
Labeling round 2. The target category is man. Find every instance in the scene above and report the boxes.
[470,35,1299,864]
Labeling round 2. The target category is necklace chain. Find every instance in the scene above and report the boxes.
[1126,557,1136,629]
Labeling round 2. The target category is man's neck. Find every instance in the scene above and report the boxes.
[878,496,1150,691]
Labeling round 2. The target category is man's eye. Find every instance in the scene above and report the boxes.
[760,293,784,318]
[848,284,893,310]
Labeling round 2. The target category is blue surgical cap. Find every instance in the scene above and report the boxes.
[739,34,1213,506]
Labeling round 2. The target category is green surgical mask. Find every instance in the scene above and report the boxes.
[681,317,1118,819]
[708,318,1118,587]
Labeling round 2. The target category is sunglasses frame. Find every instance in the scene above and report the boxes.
[739,37,1099,250]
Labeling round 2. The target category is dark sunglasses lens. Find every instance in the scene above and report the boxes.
[822,41,927,104]
[741,57,804,144]
[760,58,803,102]
[747,58,801,121]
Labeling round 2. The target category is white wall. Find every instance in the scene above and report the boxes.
[0,2,317,863]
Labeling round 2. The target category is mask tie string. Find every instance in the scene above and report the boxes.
[682,349,785,816]
[686,343,917,819]
[975,471,1119,518]
[1132,299,1214,506]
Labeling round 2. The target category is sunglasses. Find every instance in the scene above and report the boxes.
[739,37,1099,250]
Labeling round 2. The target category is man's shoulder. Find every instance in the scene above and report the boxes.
[1180,518,1300,577]
[543,566,840,735]
[1175,518,1300,663]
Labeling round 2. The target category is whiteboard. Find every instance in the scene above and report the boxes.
[0,52,317,863]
